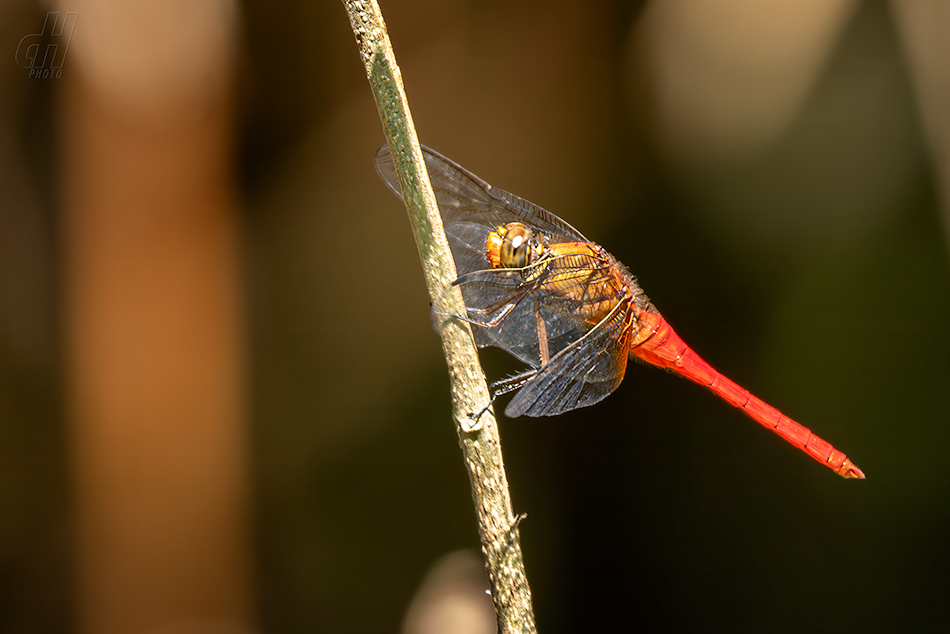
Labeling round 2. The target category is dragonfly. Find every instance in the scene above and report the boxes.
[375,143,864,479]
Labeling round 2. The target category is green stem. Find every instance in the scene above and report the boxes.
[341,2,537,632]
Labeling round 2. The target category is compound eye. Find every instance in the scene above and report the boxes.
[499,224,532,269]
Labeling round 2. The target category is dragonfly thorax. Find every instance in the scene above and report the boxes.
[486,222,547,269]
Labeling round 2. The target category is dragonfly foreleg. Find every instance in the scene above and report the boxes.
[449,266,551,329]
[434,283,535,330]
[435,299,519,329]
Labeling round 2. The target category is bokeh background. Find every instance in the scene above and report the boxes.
[2,0,949,632]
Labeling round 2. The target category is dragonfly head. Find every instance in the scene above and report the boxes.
[486,222,544,270]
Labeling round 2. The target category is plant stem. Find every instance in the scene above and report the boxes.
[341,2,537,632]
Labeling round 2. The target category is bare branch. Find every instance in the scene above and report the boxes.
[341,2,537,631]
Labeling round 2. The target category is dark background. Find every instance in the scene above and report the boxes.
[2,0,949,632]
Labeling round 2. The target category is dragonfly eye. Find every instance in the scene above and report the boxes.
[499,223,533,269]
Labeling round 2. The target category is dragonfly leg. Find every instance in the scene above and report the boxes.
[466,368,538,426]
[433,301,517,330]
[465,393,498,431]
[501,512,528,555]
[490,369,537,397]
[432,285,529,330]
[444,272,545,329]
[509,512,527,534]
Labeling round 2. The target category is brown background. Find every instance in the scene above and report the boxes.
[1,0,949,632]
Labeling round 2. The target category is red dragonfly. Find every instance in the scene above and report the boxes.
[376,144,864,479]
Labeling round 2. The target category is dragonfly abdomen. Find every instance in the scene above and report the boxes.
[630,312,865,479]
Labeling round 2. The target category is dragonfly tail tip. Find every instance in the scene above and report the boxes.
[836,459,865,479]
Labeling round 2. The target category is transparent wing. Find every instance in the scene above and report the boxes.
[505,298,633,417]
[375,143,589,277]
[451,252,621,366]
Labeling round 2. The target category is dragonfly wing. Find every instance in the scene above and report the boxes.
[377,143,624,381]
[444,221,501,280]
[375,143,589,259]
[505,299,632,417]
[451,267,592,366]
[452,247,622,367]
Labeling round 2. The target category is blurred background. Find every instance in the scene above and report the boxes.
[1,0,949,632]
